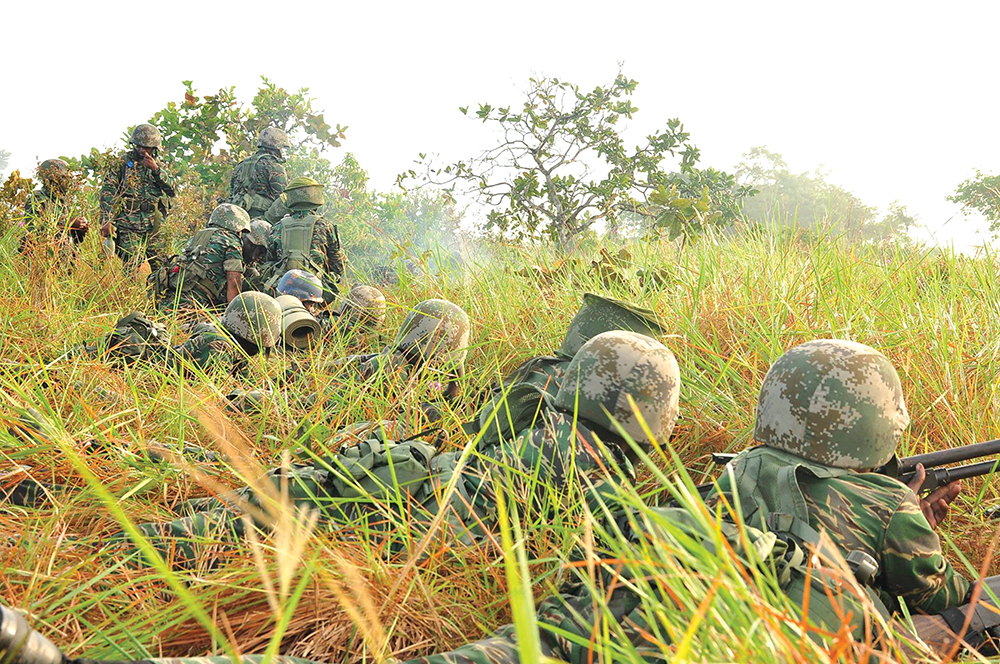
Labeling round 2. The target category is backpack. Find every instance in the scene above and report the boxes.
[103,311,172,362]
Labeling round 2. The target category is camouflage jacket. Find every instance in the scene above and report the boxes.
[710,446,969,615]
[167,226,245,307]
[169,322,239,373]
[226,149,287,218]
[264,210,346,280]
[99,150,176,232]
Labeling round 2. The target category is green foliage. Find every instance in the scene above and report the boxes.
[949,169,1000,235]
[0,148,10,175]
[401,72,749,247]
[68,78,347,196]
[736,146,916,243]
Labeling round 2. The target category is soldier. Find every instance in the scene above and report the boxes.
[274,269,325,315]
[327,284,386,336]
[226,127,291,219]
[151,204,251,312]
[261,176,346,295]
[242,220,273,291]
[21,159,89,254]
[77,292,281,375]
[99,123,176,271]
[124,330,680,568]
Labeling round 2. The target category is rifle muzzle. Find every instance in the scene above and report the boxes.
[276,295,322,349]
[0,606,63,664]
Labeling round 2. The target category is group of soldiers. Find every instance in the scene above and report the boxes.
[5,126,1000,662]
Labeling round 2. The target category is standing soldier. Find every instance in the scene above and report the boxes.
[262,176,346,295]
[99,123,176,272]
[226,127,291,219]
[150,204,251,312]
[21,159,89,255]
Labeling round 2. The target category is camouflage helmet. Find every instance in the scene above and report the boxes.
[283,176,325,211]
[754,339,910,470]
[130,123,162,149]
[221,292,282,350]
[558,294,667,358]
[247,220,272,248]
[338,285,387,331]
[276,270,324,304]
[38,159,70,179]
[554,331,681,449]
[208,203,251,233]
[387,299,470,375]
[259,126,291,152]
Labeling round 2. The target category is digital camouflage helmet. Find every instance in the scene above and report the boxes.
[558,293,666,358]
[337,285,386,331]
[276,270,324,304]
[554,331,681,449]
[258,127,292,159]
[37,159,69,179]
[283,176,324,211]
[387,298,469,375]
[221,292,282,350]
[208,203,251,234]
[247,220,272,248]
[130,124,162,149]
[754,339,910,470]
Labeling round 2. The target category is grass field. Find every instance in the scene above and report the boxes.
[1,220,999,663]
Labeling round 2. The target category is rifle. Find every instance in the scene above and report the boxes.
[709,439,1000,495]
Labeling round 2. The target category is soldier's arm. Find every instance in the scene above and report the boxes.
[152,163,176,198]
[881,491,970,614]
[224,234,245,302]
[326,222,346,277]
[99,160,121,224]
[268,161,288,198]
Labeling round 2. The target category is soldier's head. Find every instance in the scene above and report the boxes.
[258,127,292,161]
[336,285,387,335]
[221,292,283,355]
[558,293,667,358]
[554,331,681,456]
[276,270,324,314]
[37,159,73,194]
[130,123,162,157]
[755,339,910,470]
[244,220,272,264]
[283,176,325,211]
[208,203,251,235]
[385,298,470,398]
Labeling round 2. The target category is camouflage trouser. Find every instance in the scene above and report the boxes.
[126,439,495,568]
[115,227,166,272]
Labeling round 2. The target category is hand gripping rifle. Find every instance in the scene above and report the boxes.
[709,438,1000,494]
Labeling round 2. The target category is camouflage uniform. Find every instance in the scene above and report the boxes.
[261,177,345,293]
[125,331,681,568]
[20,160,88,260]
[153,205,250,312]
[100,126,176,270]
[226,128,289,219]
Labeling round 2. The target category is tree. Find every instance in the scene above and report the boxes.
[948,170,1000,236]
[400,72,749,247]
[0,149,9,175]
[71,77,347,194]
[736,146,916,243]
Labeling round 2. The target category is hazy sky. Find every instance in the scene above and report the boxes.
[3,0,997,249]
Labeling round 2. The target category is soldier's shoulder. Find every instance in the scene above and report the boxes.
[822,470,913,510]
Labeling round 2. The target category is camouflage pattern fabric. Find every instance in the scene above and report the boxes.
[100,150,176,269]
[169,322,238,373]
[123,407,634,567]
[226,149,288,218]
[755,339,910,470]
[157,227,245,311]
[20,188,86,263]
[558,293,666,358]
[711,445,969,615]
[264,211,346,281]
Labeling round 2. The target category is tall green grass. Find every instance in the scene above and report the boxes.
[1,221,998,663]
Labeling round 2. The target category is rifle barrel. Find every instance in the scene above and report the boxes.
[899,439,1000,474]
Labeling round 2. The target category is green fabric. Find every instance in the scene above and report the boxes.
[263,210,345,284]
[227,149,288,218]
[100,150,175,233]
[712,446,969,615]
[157,226,244,310]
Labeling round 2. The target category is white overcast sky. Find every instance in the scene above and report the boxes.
[2,0,997,249]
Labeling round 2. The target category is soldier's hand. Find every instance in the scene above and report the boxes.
[140,152,159,172]
[908,463,962,529]
[70,216,88,231]
[100,221,112,238]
